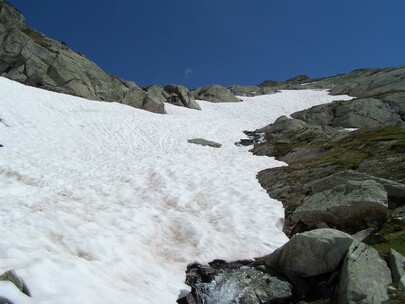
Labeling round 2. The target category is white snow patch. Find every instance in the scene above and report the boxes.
[0,77,352,303]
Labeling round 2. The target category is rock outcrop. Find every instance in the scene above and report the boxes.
[227,85,261,97]
[193,84,241,103]
[251,115,347,163]
[258,66,405,100]
[254,120,405,235]
[291,180,388,233]
[291,98,403,128]
[0,0,166,113]
[143,84,201,110]
[187,138,221,148]
[163,85,201,110]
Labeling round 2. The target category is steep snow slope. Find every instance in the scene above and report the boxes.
[0,77,351,303]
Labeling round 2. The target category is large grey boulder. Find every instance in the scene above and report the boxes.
[193,84,241,103]
[164,85,201,110]
[334,242,391,304]
[265,229,354,278]
[389,249,405,284]
[0,1,165,113]
[292,180,388,232]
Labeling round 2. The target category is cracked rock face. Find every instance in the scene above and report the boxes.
[292,180,388,233]
[0,1,165,113]
[334,241,391,304]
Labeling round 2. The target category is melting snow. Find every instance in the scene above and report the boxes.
[0,77,352,303]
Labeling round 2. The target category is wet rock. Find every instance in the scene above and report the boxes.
[184,262,292,304]
[235,130,266,147]
[334,241,391,304]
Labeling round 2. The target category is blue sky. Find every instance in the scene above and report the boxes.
[8,0,405,88]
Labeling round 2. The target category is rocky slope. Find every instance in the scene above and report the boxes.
[180,67,405,303]
[0,1,170,113]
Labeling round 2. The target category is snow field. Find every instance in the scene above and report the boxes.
[0,77,352,303]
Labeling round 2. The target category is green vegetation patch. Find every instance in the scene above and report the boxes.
[372,219,405,258]
[21,26,56,51]
[385,283,405,304]
[288,124,405,171]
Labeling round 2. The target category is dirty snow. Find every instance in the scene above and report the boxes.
[0,77,351,303]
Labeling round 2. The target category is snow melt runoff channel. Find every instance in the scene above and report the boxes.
[0,77,352,304]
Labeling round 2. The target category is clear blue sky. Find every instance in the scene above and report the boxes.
[7,0,405,89]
